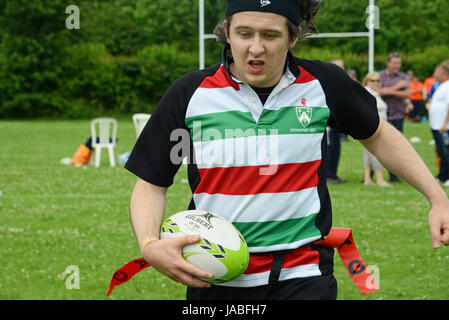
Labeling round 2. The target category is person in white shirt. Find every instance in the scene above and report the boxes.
[362,72,391,187]
[429,61,449,186]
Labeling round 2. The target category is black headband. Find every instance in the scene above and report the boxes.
[226,0,301,26]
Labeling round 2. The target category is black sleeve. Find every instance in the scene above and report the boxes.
[124,71,206,187]
[316,61,380,140]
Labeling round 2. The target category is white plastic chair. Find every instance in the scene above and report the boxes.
[90,118,118,167]
[132,113,151,138]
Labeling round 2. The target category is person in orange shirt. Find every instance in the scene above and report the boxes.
[408,71,425,122]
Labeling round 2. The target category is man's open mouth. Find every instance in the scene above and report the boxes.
[248,60,265,73]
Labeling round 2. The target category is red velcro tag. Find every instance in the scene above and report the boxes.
[106,258,150,297]
[315,228,379,295]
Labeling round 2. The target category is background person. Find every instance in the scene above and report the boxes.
[347,69,358,82]
[428,61,449,186]
[424,75,436,101]
[362,72,390,187]
[426,78,442,173]
[378,52,412,182]
[408,70,425,122]
[326,58,347,184]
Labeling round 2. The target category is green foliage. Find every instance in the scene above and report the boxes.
[294,44,449,82]
[311,0,368,53]
[58,43,197,117]
[61,43,117,114]
[1,0,449,118]
[0,1,74,118]
[375,0,449,53]
[135,0,198,51]
[1,93,68,118]
[136,44,197,106]
[311,0,449,54]
[77,1,149,56]
[401,45,449,80]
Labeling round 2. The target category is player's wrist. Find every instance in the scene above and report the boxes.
[139,236,159,253]
[427,187,449,208]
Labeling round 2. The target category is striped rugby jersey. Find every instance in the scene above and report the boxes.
[126,48,379,287]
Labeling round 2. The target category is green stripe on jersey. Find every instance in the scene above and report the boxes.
[186,110,255,142]
[186,107,330,142]
[232,214,321,249]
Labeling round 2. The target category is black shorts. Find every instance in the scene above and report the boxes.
[187,274,337,300]
[187,249,337,300]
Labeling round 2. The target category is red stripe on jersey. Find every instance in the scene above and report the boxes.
[244,254,273,274]
[244,247,319,274]
[295,66,317,84]
[199,65,240,90]
[195,161,320,195]
[283,246,320,268]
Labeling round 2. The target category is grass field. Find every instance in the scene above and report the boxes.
[0,119,448,300]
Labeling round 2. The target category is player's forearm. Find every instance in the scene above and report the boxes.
[361,119,447,205]
[129,178,167,252]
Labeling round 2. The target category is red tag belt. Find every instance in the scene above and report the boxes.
[315,228,379,295]
[106,228,379,297]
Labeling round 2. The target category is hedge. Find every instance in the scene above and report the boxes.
[294,44,449,82]
[1,42,448,119]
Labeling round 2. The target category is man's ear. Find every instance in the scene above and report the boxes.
[223,20,230,44]
[289,26,301,49]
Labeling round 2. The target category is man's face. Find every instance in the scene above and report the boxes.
[225,11,298,88]
[387,57,402,75]
[434,66,449,83]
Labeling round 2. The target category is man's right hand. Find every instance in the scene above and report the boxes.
[142,234,213,288]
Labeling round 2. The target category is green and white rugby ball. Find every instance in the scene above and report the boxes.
[160,210,249,284]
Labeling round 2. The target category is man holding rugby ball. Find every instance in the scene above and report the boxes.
[125,0,449,300]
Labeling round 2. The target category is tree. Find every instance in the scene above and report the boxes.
[0,1,74,117]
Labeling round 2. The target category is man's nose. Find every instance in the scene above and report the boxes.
[249,36,265,57]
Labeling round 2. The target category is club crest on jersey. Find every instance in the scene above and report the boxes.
[296,107,312,128]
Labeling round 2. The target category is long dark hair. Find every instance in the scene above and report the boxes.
[213,0,322,45]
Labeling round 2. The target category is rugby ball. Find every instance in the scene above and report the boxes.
[160,210,249,284]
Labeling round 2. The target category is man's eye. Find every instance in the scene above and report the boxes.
[265,33,278,39]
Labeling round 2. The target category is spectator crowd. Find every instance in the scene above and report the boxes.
[326,54,449,188]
